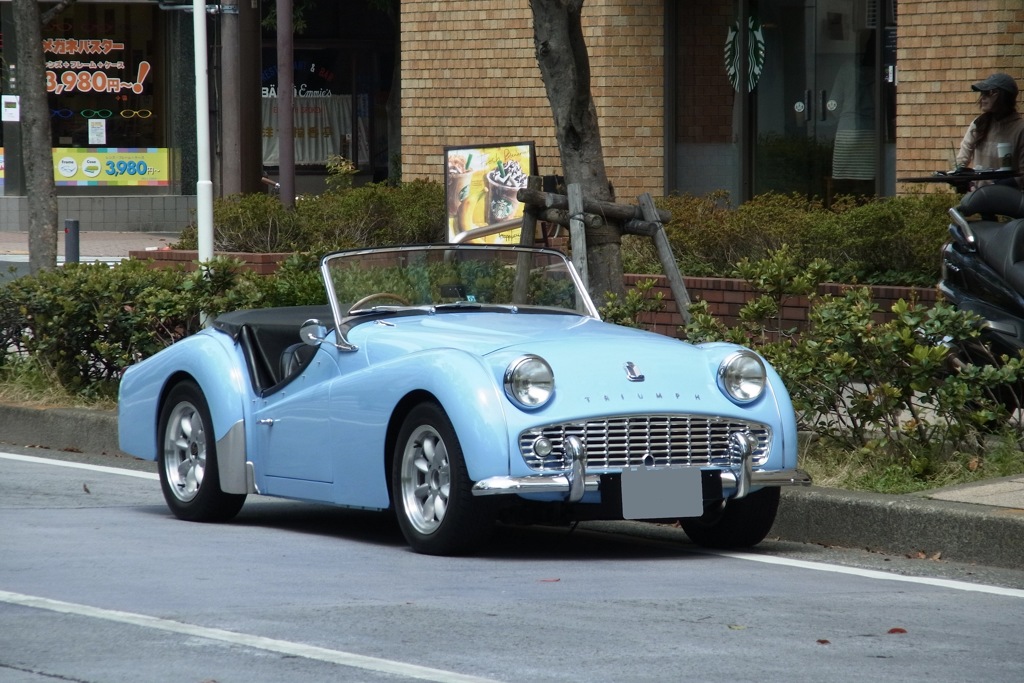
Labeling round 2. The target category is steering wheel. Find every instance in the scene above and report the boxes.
[349,292,412,311]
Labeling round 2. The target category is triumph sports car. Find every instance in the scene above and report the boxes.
[118,244,810,555]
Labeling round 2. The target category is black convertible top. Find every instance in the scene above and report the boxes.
[212,305,334,340]
[212,305,334,395]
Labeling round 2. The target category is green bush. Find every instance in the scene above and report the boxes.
[683,248,1024,489]
[0,257,323,398]
[649,190,953,286]
[176,180,445,253]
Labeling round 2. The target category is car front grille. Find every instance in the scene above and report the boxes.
[519,414,771,471]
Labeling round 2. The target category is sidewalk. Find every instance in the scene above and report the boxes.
[0,230,179,262]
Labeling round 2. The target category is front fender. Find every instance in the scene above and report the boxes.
[329,347,510,486]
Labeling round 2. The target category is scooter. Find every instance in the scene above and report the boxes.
[940,184,1024,355]
[938,184,1024,410]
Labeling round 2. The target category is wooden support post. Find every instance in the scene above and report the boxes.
[567,183,588,290]
[512,177,542,304]
[519,176,542,247]
[638,193,691,325]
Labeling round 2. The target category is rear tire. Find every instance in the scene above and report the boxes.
[392,402,493,555]
[680,487,780,549]
[157,381,246,522]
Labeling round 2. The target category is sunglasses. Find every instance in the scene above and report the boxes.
[980,89,1001,98]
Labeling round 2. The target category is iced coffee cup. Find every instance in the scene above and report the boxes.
[485,160,527,225]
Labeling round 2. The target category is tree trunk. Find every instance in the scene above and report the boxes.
[529,0,623,302]
[13,0,59,273]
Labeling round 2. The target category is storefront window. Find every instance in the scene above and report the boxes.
[42,2,167,189]
[261,47,353,167]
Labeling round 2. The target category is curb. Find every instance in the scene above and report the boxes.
[2,403,1022,570]
[774,487,1024,570]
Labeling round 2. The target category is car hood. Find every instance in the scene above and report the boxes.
[349,310,787,443]
[351,311,682,360]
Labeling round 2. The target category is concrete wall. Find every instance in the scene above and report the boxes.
[0,195,195,233]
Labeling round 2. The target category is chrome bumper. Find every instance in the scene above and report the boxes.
[471,433,811,502]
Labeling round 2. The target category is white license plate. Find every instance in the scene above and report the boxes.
[620,466,704,519]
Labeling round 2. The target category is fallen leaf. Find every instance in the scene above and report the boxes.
[887,628,907,635]
[728,624,747,630]
[538,578,560,583]
[817,639,831,645]
[82,483,91,494]
[929,551,942,561]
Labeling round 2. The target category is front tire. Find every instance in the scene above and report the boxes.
[680,486,780,549]
[392,402,493,555]
[158,381,246,522]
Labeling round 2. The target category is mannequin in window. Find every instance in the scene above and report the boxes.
[829,32,876,198]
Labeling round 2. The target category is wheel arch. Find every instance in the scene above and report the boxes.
[384,389,440,504]
[381,357,511,487]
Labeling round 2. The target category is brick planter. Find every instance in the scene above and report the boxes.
[625,273,938,339]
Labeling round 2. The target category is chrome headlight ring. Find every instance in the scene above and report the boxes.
[504,355,554,409]
[717,350,766,403]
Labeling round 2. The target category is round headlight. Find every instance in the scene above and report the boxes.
[717,351,766,403]
[504,355,554,409]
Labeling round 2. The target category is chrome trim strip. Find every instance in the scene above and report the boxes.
[472,474,602,497]
[216,420,248,494]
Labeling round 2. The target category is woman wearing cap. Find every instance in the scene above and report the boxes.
[955,72,1024,189]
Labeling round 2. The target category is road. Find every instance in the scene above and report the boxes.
[2,445,1023,683]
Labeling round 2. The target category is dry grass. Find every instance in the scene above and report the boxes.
[0,360,116,411]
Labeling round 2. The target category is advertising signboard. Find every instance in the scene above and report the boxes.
[444,142,536,244]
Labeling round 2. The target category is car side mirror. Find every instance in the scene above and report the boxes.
[299,319,328,347]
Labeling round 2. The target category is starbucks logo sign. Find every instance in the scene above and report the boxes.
[725,16,766,92]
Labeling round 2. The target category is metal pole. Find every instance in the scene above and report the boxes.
[193,0,214,269]
[63,219,79,265]
[276,0,295,208]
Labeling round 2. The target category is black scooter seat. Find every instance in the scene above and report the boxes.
[958,184,1024,220]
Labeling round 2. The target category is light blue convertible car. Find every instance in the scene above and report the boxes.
[118,244,810,555]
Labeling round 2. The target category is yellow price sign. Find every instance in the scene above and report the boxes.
[53,147,169,186]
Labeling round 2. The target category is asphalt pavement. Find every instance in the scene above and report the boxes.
[0,230,1022,570]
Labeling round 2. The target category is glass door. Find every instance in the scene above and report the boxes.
[753,0,880,201]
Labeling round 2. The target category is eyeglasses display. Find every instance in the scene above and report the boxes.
[80,109,113,118]
[119,109,153,118]
[50,109,74,119]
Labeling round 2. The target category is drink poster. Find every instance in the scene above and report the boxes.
[444,142,536,244]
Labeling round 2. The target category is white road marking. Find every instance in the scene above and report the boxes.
[705,549,1024,599]
[0,590,500,683]
[0,451,157,480]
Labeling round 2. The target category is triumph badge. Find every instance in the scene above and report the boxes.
[624,362,645,382]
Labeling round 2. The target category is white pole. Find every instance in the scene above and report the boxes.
[193,1,214,268]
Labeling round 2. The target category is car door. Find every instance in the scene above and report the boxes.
[253,346,339,485]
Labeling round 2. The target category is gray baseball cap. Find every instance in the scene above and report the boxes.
[972,73,1019,96]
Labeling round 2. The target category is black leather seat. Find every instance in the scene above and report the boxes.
[279,342,318,382]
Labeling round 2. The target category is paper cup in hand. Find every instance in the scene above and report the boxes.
[997,142,1012,170]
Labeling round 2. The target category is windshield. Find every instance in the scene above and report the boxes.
[321,245,598,321]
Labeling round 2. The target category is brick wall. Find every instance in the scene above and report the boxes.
[624,273,938,339]
[400,0,665,200]
[674,2,734,144]
[897,1,1024,186]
